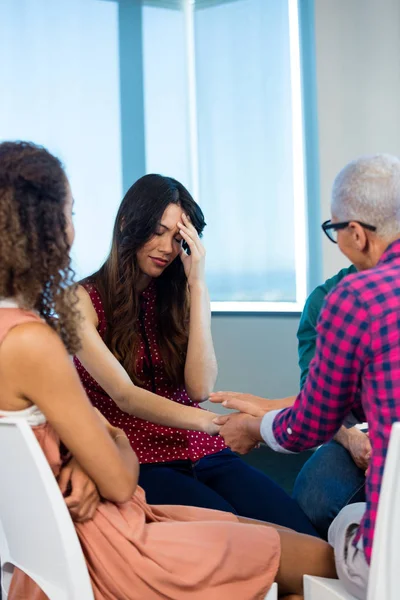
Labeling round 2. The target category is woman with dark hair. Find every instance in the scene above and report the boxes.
[73,174,318,534]
[0,142,336,600]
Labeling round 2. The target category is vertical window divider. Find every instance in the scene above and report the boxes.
[183,0,200,201]
[288,0,307,308]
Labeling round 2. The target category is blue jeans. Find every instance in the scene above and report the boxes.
[139,448,319,537]
[292,440,366,539]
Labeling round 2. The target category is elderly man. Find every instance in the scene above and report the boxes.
[211,154,400,600]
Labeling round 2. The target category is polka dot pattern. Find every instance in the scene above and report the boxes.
[73,281,226,464]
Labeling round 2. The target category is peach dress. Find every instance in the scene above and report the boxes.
[1,308,281,600]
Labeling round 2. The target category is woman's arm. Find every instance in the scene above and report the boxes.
[184,281,217,401]
[2,321,138,504]
[178,213,217,401]
[75,286,218,434]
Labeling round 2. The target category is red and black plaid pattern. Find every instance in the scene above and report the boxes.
[273,239,400,564]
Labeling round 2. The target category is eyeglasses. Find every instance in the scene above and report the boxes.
[321,219,377,244]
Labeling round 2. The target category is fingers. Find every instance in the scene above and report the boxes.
[58,464,73,495]
[353,450,370,471]
[65,483,100,523]
[209,391,242,403]
[181,213,199,238]
[65,481,87,510]
[354,459,366,471]
[210,392,265,416]
[67,490,100,523]
[179,246,189,264]
[178,226,201,259]
[213,415,230,426]
[208,393,223,404]
[178,214,205,257]
[222,397,262,416]
[63,461,100,523]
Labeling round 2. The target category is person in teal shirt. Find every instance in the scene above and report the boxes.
[293,264,370,538]
[298,266,356,388]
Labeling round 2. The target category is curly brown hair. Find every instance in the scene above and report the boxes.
[0,141,81,354]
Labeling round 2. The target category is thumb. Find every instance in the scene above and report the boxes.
[179,247,188,262]
[213,415,230,426]
[222,397,261,417]
[58,465,72,495]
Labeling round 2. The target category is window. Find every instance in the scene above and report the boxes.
[0,0,123,280]
[0,0,307,312]
[142,0,307,311]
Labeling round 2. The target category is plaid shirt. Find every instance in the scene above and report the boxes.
[261,238,400,564]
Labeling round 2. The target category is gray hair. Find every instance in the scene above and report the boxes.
[331,154,400,238]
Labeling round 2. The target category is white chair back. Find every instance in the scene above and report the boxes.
[0,418,94,600]
[367,421,400,600]
[304,421,400,600]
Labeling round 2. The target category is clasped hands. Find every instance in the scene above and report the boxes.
[57,409,118,523]
[58,457,100,523]
[210,392,278,454]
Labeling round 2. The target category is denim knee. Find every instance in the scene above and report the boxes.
[292,441,366,539]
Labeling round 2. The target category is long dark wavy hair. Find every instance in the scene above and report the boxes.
[0,141,81,354]
[86,174,206,385]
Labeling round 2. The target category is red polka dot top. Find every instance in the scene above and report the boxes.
[73,281,226,464]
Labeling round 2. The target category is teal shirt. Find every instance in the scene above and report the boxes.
[297,265,357,389]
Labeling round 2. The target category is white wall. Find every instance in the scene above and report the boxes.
[206,314,301,414]
[211,0,400,401]
[315,0,400,280]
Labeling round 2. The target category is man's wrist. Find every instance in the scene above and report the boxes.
[334,426,352,450]
[245,416,263,444]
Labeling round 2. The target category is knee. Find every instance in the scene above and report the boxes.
[292,469,333,536]
[292,452,341,538]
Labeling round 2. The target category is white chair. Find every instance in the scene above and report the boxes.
[304,422,400,600]
[303,575,357,599]
[0,417,277,600]
[0,418,94,600]
[265,581,278,599]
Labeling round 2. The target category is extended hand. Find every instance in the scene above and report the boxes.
[209,391,276,417]
[178,213,206,287]
[58,457,100,523]
[213,412,261,454]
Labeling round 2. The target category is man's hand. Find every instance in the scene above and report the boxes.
[335,426,371,471]
[209,391,294,417]
[213,412,262,454]
[58,458,100,523]
[347,429,371,471]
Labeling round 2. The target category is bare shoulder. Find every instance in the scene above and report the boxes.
[0,319,88,413]
[0,320,68,368]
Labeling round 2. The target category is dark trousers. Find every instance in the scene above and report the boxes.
[139,448,318,537]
